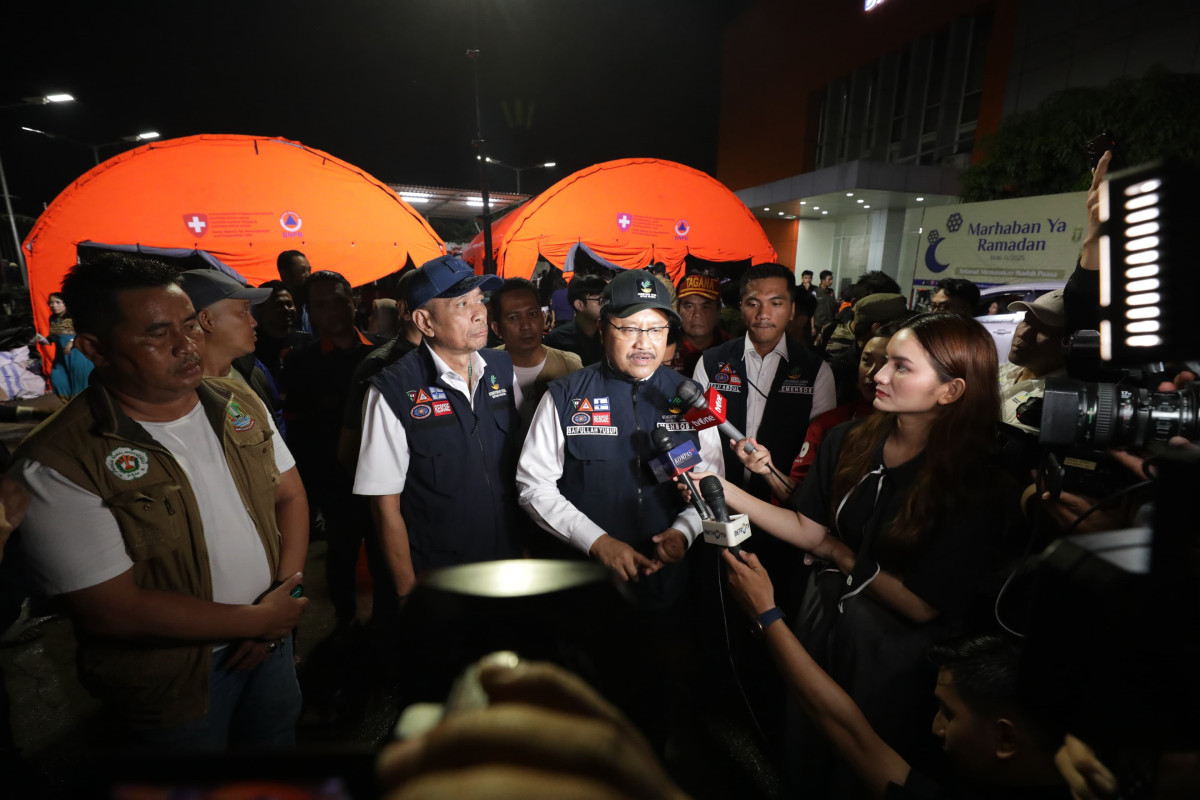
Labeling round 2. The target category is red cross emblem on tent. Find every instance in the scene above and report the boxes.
[616,213,632,232]
[183,213,208,237]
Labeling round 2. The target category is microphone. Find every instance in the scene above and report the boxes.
[699,475,730,523]
[651,427,710,520]
[698,475,750,556]
[677,379,757,454]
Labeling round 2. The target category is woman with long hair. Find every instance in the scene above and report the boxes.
[692,312,1017,794]
[43,292,94,399]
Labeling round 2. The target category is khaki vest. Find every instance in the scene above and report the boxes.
[15,378,283,729]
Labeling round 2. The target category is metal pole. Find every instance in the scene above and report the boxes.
[468,6,495,275]
[0,147,28,287]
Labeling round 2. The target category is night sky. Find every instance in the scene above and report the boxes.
[2,1,744,220]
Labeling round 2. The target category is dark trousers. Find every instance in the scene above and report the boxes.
[319,491,396,624]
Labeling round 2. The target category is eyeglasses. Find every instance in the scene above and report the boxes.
[607,322,670,341]
[928,301,951,311]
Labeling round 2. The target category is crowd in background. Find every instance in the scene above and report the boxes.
[0,150,1194,800]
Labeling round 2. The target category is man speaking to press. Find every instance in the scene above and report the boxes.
[517,268,723,611]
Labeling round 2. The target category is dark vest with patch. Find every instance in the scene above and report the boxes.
[702,336,823,500]
[548,362,699,609]
[371,346,521,572]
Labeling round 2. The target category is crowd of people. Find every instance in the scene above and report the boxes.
[0,150,1193,799]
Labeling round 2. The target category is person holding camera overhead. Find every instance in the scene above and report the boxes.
[690,312,1020,795]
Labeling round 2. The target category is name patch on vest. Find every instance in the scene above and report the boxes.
[106,447,150,481]
[656,420,693,432]
[566,425,618,436]
[226,399,257,432]
[778,380,814,395]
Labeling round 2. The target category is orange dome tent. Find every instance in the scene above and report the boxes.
[463,158,776,281]
[23,133,444,340]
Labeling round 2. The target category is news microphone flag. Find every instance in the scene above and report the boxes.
[683,385,727,430]
[649,440,704,483]
[677,379,757,454]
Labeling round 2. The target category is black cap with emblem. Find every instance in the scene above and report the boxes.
[600,269,681,325]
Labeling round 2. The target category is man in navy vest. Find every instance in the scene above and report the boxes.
[353,256,522,606]
[694,263,836,498]
[517,268,722,610]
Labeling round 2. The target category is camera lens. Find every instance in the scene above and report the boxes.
[1041,378,1199,448]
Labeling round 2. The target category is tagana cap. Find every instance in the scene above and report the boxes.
[1008,289,1065,328]
[407,255,502,311]
[178,269,272,311]
[601,269,681,326]
[675,274,721,302]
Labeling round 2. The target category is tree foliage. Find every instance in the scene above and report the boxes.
[960,69,1200,202]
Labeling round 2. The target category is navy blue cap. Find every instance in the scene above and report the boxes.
[407,255,502,311]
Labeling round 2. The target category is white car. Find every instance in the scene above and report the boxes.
[973,282,1065,365]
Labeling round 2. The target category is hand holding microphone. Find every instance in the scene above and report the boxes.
[698,474,750,558]
[650,427,710,520]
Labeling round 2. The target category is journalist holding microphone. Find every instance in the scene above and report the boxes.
[688,312,1021,794]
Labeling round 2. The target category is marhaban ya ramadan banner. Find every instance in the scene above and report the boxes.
[913,191,1088,289]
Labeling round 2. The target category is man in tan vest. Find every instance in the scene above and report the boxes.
[10,253,309,749]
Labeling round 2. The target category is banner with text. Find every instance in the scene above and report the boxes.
[913,191,1087,288]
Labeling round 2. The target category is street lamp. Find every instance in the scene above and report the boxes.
[476,156,557,193]
[21,126,160,165]
[0,93,75,285]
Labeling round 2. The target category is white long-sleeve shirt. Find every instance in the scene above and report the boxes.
[516,389,720,555]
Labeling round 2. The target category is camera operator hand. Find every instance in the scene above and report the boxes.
[1056,734,1119,800]
[1080,151,1112,272]
[377,660,688,800]
[1041,489,1129,534]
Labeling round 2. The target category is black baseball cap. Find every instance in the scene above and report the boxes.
[178,269,272,311]
[407,255,503,311]
[601,269,681,325]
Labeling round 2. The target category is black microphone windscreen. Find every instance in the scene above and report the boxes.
[651,426,674,454]
[699,475,731,522]
[677,379,704,407]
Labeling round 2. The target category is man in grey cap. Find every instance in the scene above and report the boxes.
[177,271,282,424]
[999,290,1067,432]
[353,256,522,606]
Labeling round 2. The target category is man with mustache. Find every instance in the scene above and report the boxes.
[517,268,717,603]
[9,253,310,749]
[354,256,523,606]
